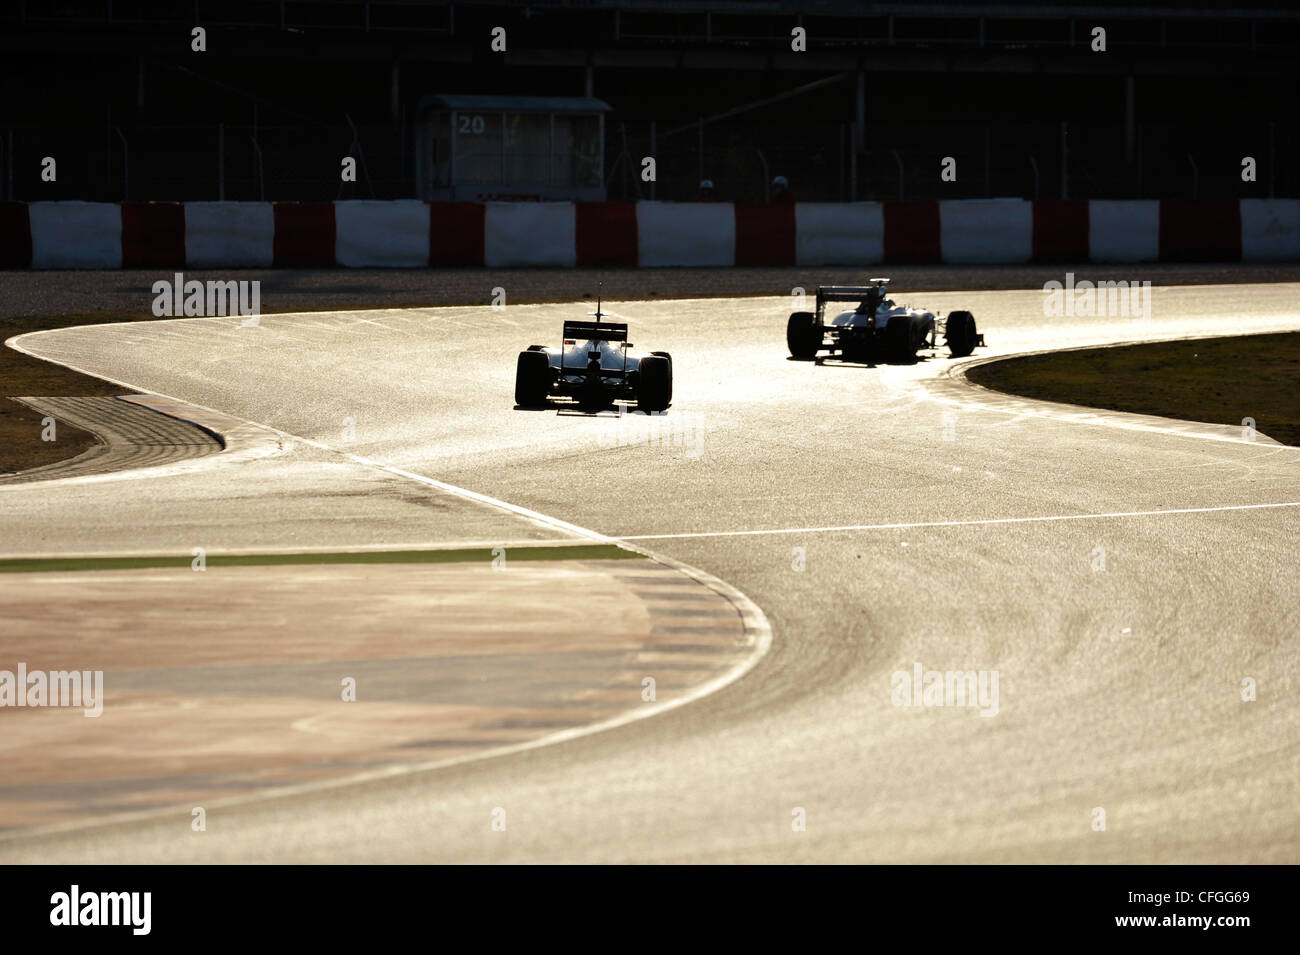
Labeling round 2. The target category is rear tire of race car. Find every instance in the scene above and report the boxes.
[786,312,821,360]
[651,351,674,404]
[638,355,671,413]
[514,350,551,408]
[886,316,916,362]
[946,311,978,358]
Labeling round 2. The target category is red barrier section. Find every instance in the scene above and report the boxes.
[734,202,796,266]
[576,202,638,268]
[0,200,1281,270]
[1032,200,1089,262]
[882,201,941,264]
[1159,200,1242,262]
[272,203,337,267]
[0,201,32,268]
[121,201,186,268]
[429,202,485,266]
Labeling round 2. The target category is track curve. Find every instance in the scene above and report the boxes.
[2,282,1298,862]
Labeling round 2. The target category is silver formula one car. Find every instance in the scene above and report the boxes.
[514,304,672,412]
[786,278,983,364]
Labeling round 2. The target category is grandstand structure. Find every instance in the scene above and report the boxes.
[1,1,1297,202]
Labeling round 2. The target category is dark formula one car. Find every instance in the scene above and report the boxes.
[514,305,672,412]
[787,278,984,363]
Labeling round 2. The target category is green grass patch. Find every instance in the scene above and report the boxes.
[967,332,1300,446]
[0,543,639,574]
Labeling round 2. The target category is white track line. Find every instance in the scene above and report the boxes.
[620,500,1300,541]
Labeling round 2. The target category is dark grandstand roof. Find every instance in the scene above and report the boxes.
[420,95,613,113]
[456,0,1300,13]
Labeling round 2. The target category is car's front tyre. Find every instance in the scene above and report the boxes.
[945,311,978,358]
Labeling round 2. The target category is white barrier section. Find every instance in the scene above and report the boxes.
[185,201,274,268]
[1089,200,1159,262]
[795,203,884,265]
[29,201,122,268]
[636,202,735,267]
[1241,199,1300,262]
[335,199,430,267]
[484,202,576,267]
[940,199,1032,264]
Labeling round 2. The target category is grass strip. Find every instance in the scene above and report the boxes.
[967,332,1300,446]
[0,543,639,574]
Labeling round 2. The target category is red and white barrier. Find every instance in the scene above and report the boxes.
[430,202,486,267]
[637,202,735,267]
[185,201,274,268]
[1088,200,1160,263]
[1159,200,1242,262]
[28,201,122,268]
[1031,200,1089,263]
[121,201,185,268]
[335,200,434,268]
[2,199,1295,269]
[576,201,637,267]
[941,199,1033,264]
[795,203,884,266]
[272,203,335,268]
[1241,199,1300,262]
[735,203,795,266]
[484,202,575,267]
[0,202,32,268]
[882,201,941,264]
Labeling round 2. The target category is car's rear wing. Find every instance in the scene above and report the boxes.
[563,320,628,343]
[816,286,886,301]
[816,284,889,303]
[815,283,888,320]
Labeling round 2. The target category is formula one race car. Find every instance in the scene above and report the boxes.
[514,303,672,412]
[786,278,984,363]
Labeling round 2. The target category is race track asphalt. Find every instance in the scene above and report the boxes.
[2,281,1298,862]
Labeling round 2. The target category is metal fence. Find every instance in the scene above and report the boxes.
[0,121,410,203]
[2,116,1295,203]
[606,118,1300,203]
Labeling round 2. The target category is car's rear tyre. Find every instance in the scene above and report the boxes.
[786,312,822,359]
[514,350,551,407]
[638,355,671,412]
[886,315,916,362]
[651,351,673,404]
[945,310,978,358]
